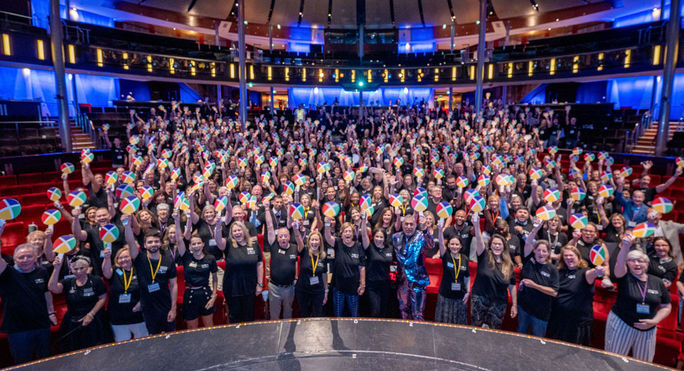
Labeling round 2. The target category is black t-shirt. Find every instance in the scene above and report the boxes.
[112,146,126,165]
[331,238,366,295]
[365,244,394,287]
[295,249,327,294]
[472,249,516,304]
[87,183,108,208]
[518,256,559,321]
[612,273,671,331]
[85,223,126,276]
[181,252,217,288]
[439,251,470,299]
[603,225,622,243]
[0,266,51,333]
[552,268,594,325]
[268,241,299,286]
[223,240,263,297]
[537,230,568,256]
[444,224,473,258]
[192,219,221,260]
[61,275,107,318]
[648,255,677,284]
[107,267,144,325]
[506,235,522,261]
[133,251,177,316]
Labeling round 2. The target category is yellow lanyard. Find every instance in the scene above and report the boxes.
[147,255,162,283]
[304,207,309,219]
[401,205,407,215]
[311,253,320,275]
[122,268,133,293]
[450,252,462,282]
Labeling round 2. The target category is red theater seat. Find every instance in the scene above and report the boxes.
[0,222,26,255]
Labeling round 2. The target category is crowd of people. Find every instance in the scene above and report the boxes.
[0,100,682,364]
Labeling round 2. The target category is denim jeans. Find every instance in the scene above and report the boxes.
[8,328,50,364]
[517,306,548,337]
[332,287,359,317]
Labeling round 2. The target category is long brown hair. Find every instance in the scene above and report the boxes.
[487,234,514,279]
[557,245,589,270]
[306,231,327,260]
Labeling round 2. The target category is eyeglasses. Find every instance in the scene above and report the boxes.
[580,229,596,234]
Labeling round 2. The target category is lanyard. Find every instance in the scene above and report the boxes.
[147,255,162,283]
[450,252,462,282]
[491,209,500,223]
[122,268,133,293]
[401,205,407,216]
[636,279,648,304]
[311,253,320,275]
[304,207,309,220]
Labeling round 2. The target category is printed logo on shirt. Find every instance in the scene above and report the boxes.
[385,253,392,257]
[289,255,296,259]
[541,271,551,278]
[159,266,168,274]
[200,264,209,269]
[351,253,359,259]
[34,278,45,284]
[83,287,94,297]
[247,248,255,255]
[647,289,660,295]
[567,274,576,280]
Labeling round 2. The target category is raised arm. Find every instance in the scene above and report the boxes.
[655,167,682,194]
[323,217,336,247]
[360,214,370,249]
[472,213,485,256]
[71,207,88,241]
[264,201,276,246]
[102,247,113,279]
[437,219,446,256]
[123,214,140,260]
[524,218,544,258]
[173,209,187,257]
[48,257,64,294]
[613,234,634,279]
[293,221,304,252]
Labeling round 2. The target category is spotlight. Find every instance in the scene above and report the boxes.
[530,0,539,12]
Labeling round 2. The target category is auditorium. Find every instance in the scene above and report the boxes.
[0,0,683,369]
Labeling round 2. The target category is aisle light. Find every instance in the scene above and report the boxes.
[230,63,235,78]
[267,66,272,81]
[2,34,10,56]
[36,39,45,60]
[146,55,153,72]
[68,45,76,64]
[335,68,339,82]
[250,65,255,79]
[285,66,289,81]
[597,53,604,71]
[507,62,513,78]
[169,58,175,74]
[451,66,456,81]
[384,68,388,83]
[487,64,493,79]
[319,68,324,82]
[302,67,306,82]
[367,69,372,83]
[417,69,422,82]
[572,56,579,73]
[123,52,129,70]
[351,70,356,83]
[469,65,475,80]
[400,69,405,83]
[434,68,439,82]
[653,45,661,65]
[191,61,196,76]
[624,49,631,68]
[96,48,103,67]
[549,58,556,75]
[528,61,534,77]
[211,62,216,77]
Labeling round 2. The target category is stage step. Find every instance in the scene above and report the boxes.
[631,121,683,155]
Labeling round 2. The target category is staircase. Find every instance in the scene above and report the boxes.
[55,122,96,152]
[71,125,95,151]
[632,121,684,155]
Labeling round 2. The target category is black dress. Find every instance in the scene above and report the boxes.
[58,275,107,352]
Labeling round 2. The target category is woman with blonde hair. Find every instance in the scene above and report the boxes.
[294,229,328,317]
[216,218,263,323]
[548,245,604,345]
[102,247,148,341]
[324,219,366,317]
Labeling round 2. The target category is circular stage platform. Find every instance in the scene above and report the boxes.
[13,319,668,370]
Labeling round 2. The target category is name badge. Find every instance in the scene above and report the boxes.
[385,253,392,257]
[188,262,198,268]
[278,249,286,254]
[447,262,454,268]
[596,225,603,231]
[636,303,650,314]
[627,221,636,228]
[390,264,397,272]
[119,293,132,303]
[100,250,105,258]
[451,282,461,291]
[159,266,168,274]
[209,239,217,247]
[148,283,160,293]
[327,248,334,257]
[309,276,319,285]
[290,255,296,259]
[247,248,255,255]
[303,220,310,226]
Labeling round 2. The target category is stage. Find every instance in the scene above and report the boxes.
[12,319,668,370]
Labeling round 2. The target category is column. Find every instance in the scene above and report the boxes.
[474,0,486,115]
[655,0,680,156]
[237,0,247,129]
[50,0,71,152]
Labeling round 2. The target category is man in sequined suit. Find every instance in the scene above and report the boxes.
[392,214,434,320]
